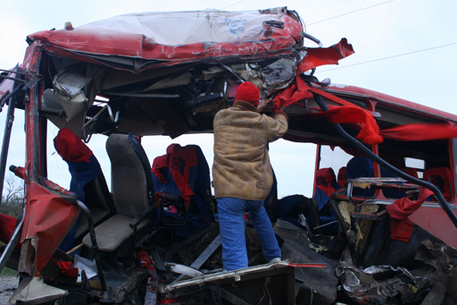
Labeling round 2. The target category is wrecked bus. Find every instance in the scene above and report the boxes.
[1,6,457,304]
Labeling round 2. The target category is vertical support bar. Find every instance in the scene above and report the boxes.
[20,42,44,277]
[76,200,107,292]
[26,81,41,182]
[40,118,47,178]
[0,85,21,205]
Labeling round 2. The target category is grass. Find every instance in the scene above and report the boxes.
[0,241,17,277]
[0,267,16,277]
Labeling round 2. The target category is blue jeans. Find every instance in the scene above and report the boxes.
[217,197,281,271]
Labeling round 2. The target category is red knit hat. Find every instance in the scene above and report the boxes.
[235,81,260,105]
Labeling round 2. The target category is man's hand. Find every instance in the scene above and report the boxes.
[257,98,272,113]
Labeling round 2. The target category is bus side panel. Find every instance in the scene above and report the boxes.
[409,204,457,247]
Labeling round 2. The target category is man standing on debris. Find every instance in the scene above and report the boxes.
[212,81,288,271]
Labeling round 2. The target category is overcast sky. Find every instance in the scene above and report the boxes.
[1,0,456,198]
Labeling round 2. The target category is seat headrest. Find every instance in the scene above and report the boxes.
[54,128,93,162]
[423,167,451,194]
[337,167,347,187]
[315,167,336,186]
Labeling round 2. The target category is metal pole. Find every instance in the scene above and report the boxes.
[76,200,107,292]
[0,84,21,206]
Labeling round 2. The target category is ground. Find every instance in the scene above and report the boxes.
[0,275,18,304]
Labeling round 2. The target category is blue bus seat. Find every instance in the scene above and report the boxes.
[152,144,214,239]
[54,128,115,250]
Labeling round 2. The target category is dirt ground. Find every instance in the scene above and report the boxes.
[0,275,18,304]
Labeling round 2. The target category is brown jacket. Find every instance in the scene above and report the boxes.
[212,100,288,200]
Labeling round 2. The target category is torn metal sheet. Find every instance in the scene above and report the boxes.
[171,234,221,283]
[337,256,430,305]
[160,262,296,305]
[261,58,298,94]
[52,66,92,120]
[27,7,305,71]
[20,181,79,273]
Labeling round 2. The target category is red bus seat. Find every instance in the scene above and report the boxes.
[399,167,418,178]
[337,166,347,188]
[423,167,452,201]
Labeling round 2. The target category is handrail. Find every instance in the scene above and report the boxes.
[76,200,107,292]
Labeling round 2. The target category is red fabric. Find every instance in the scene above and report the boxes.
[235,81,260,105]
[273,75,313,111]
[325,105,382,145]
[273,76,382,145]
[302,105,383,145]
[151,155,169,184]
[297,38,355,74]
[337,167,347,188]
[55,260,79,277]
[152,144,198,209]
[54,128,93,162]
[315,168,337,197]
[386,187,434,242]
[306,85,354,107]
[380,122,457,142]
[167,144,198,209]
[0,214,19,248]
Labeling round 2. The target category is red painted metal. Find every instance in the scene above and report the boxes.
[21,181,79,272]
[19,42,80,276]
[324,85,457,123]
[27,13,304,72]
[297,38,355,73]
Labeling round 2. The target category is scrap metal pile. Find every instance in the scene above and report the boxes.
[146,187,457,305]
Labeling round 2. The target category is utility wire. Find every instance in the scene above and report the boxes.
[222,0,246,10]
[318,42,457,73]
[307,0,394,26]
[223,0,392,23]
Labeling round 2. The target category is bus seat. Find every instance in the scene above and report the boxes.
[313,167,339,234]
[337,166,347,188]
[346,156,408,198]
[152,144,214,240]
[54,128,115,249]
[0,214,19,247]
[399,167,418,178]
[82,133,156,252]
[313,167,338,210]
[74,173,116,242]
[276,194,320,232]
[423,167,452,201]
[346,157,374,179]
[346,156,375,196]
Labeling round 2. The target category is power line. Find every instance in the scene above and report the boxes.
[307,0,394,26]
[222,0,246,10]
[317,42,457,73]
